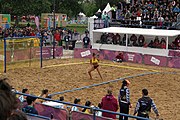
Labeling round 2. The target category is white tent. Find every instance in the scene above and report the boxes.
[97,9,101,13]
[90,15,98,19]
[102,3,111,14]
[78,12,86,17]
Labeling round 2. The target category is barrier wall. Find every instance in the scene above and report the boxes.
[143,55,167,67]
[123,52,143,64]
[71,111,113,120]
[34,103,68,120]
[168,57,180,68]
[168,50,180,57]
[74,48,180,68]
[26,113,51,120]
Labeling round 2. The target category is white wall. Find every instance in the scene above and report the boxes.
[92,43,169,56]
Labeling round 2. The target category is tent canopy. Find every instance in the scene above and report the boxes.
[78,12,86,17]
[92,27,180,37]
[90,15,98,19]
[102,3,111,14]
[97,9,101,13]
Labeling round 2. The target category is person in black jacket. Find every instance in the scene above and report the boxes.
[118,79,131,120]
[134,89,160,120]
[22,96,38,115]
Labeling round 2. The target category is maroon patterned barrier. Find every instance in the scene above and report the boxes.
[168,57,180,68]
[98,50,120,61]
[123,52,143,64]
[71,111,113,120]
[144,55,167,67]
[74,48,98,59]
[34,103,68,120]
[74,48,120,61]
[33,46,63,59]
[74,48,180,68]
[168,50,180,57]
[26,114,50,120]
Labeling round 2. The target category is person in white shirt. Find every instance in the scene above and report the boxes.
[42,96,65,109]
[19,88,29,102]
[71,98,81,112]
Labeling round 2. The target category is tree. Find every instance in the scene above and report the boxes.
[54,0,84,17]
[81,2,97,17]
[0,0,51,16]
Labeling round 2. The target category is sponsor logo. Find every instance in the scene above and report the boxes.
[150,57,160,65]
[81,50,91,57]
[127,54,135,61]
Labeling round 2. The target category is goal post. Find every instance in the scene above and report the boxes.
[3,36,41,73]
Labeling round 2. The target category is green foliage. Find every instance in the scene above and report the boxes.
[81,2,97,17]
[0,0,51,16]
[0,0,124,17]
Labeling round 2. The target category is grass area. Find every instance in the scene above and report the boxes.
[66,26,87,34]
[10,22,87,34]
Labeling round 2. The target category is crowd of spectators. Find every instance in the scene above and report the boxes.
[97,33,180,50]
[0,26,82,49]
[115,0,179,22]
[0,78,158,120]
[96,0,180,28]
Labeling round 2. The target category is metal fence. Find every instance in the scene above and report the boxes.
[16,92,149,120]
[94,18,178,30]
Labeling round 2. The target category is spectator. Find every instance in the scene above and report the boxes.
[36,89,49,103]
[153,36,160,48]
[42,96,65,109]
[59,96,65,109]
[116,33,122,45]
[172,35,180,49]
[134,89,159,119]
[101,89,118,119]
[100,33,108,44]
[130,34,138,46]
[106,33,113,44]
[22,96,38,115]
[95,103,102,117]
[148,40,154,48]
[138,35,145,47]
[82,101,92,114]
[71,98,81,112]
[113,52,123,63]
[0,78,19,120]
[19,88,29,102]
[54,30,61,46]
[118,80,131,120]
[64,31,70,50]
[83,33,90,48]
[102,11,110,28]
[160,38,166,49]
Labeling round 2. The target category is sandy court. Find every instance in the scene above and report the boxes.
[1,58,180,120]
